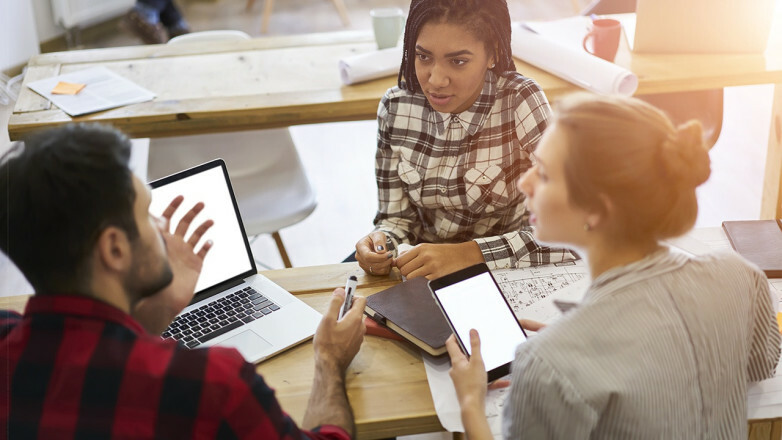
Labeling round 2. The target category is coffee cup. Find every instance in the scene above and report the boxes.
[370,8,405,50]
[582,18,621,62]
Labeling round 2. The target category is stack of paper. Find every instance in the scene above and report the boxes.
[27,66,155,117]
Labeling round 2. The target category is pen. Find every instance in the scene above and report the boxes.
[339,275,358,319]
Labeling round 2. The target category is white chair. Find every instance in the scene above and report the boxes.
[147,30,317,268]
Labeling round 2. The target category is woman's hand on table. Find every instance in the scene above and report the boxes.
[395,241,484,280]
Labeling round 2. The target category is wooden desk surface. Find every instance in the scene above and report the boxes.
[8,26,782,141]
[1,262,780,439]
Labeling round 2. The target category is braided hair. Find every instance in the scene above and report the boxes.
[398,0,516,93]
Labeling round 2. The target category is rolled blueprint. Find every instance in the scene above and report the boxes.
[511,24,638,96]
[339,46,403,85]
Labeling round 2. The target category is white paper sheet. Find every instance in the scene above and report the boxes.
[27,66,155,117]
[511,22,638,96]
[423,352,509,438]
[338,46,402,85]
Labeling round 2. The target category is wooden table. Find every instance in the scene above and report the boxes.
[7,21,782,218]
[1,262,780,439]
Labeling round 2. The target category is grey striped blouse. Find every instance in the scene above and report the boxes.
[502,248,781,439]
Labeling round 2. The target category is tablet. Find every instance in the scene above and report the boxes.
[428,263,527,381]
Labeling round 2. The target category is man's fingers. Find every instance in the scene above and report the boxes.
[161,195,184,219]
[325,288,347,320]
[174,202,205,237]
[187,219,214,248]
[196,239,214,259]
[342,295,367,320]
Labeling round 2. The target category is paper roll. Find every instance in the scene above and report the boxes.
[511,24,638,96]
[339,46,403,85]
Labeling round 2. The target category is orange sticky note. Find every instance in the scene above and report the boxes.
[777,312,782,334]
[51,81,86,95]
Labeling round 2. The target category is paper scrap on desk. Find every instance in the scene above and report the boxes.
[338,46,402,85]
[51,81,85,95]
[27,66,155,117]
[422,353,508,438]
[511,22,638,96]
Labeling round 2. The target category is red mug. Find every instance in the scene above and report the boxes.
[582,18,621,62]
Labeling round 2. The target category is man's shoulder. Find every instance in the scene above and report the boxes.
[0,309,23,338]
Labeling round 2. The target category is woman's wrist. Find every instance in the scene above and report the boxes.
[459,240,486,265]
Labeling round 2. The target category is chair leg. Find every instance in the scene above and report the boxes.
[330,0,350,27]
[272,231,293,268]
[261,0,275,33]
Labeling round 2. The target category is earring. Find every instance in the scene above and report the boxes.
[583,223,592,231]
[490,63,496,69]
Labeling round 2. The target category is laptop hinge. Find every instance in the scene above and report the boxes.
[189,278,246,306]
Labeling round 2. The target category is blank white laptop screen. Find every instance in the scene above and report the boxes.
[149,164,253,293]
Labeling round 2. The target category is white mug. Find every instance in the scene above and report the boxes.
[370,8,405,50]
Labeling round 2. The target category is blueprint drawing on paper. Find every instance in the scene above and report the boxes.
[492,259,590,322]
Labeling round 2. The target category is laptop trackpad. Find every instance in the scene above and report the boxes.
[217,330,272,359]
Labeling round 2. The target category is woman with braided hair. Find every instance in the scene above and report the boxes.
[353,0,577,279]
[446,94,781,438]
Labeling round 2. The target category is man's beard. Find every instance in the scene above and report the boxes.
[125,240,174,300]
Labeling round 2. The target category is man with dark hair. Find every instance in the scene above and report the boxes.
[0,123,366,439]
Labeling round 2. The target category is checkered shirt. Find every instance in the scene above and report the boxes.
[0,295,349,440]
[374,70,576,269]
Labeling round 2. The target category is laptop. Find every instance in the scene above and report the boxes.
[634,0,776,53]
[149,159,321,363]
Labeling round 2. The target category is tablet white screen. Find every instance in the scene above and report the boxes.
[433,272,526,372]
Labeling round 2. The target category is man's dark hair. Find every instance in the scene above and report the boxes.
[398,0,517,93]
[0,123,138,295]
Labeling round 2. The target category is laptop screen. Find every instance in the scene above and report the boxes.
[149,160,255,295]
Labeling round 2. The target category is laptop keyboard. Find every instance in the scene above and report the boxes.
[161,286,280,349]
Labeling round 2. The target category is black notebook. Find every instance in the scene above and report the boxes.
[722,219,782,278]
[365,277,451,356]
